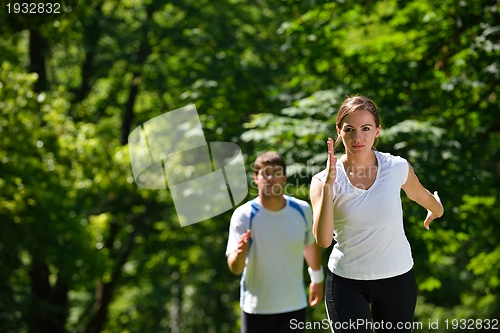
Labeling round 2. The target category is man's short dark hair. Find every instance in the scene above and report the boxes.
[253,151,286,175]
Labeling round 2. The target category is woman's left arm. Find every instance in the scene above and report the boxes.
[402,162,444,229]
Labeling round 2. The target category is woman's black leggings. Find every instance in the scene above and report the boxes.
[325,268,417,332]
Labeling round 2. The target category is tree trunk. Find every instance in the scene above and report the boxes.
[83,228,137,333]
[28,28,69,333]
[29,29,48,93]
[27,261,51,333]
[121,72,141,146]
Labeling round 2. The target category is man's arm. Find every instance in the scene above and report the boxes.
[227,230,251,275]
[304,243,324,306]
[304,243,321,270]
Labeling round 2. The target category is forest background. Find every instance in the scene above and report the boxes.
[0,0,499,332]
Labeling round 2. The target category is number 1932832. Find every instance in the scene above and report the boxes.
[6,2,61,14]
[444,318,499,330]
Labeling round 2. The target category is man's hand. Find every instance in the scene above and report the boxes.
[227,230,251,275]
[236,229,251,254]
[308,281,324,307]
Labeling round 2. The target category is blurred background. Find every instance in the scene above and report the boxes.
[0,0,499,332]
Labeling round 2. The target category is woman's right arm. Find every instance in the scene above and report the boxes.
[310,138,336,248]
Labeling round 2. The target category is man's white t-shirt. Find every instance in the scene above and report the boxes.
[313,150,414,280]
[226,195,315,314]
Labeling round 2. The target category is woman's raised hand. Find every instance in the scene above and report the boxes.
[325,138,337,184]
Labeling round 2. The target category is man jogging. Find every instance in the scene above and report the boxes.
[226,151,324,333]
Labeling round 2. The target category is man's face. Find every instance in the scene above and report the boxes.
[253,164,287,197]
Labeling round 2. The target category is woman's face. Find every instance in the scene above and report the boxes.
[337,110,381,155]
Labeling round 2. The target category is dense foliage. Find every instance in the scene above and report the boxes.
[1,0,499,332]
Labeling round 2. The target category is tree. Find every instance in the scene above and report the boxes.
[1,0,498,332]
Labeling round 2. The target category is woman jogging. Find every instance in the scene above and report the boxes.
[310,95,444,332]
